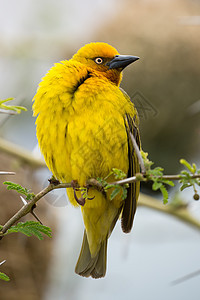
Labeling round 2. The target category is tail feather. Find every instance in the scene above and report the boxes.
[75,230,107,278]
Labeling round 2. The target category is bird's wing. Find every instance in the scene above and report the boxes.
[121,112,140,233]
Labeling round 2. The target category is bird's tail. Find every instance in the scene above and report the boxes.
[75,230,107,278]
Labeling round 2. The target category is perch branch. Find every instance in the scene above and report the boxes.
[1,172,200,237]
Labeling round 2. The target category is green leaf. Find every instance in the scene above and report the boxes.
[3,181,34,201]
[180,159,195,174]
[122,187,128,200]
[152,181,163,191]
[104,183,116,190]
[162,180,174,187]
[0,98,27,114]
[180,170,190,177]
[109,184,128,201]
[6,221,52,240]
[160,185,169,204]
[180,183,192,191]
[110,186,121,201]
[112,168,127,180]
[179,160,200,196]
[96,177,107,187]
[141,150,154,170]
[141,152,171,203]
[192,163,197,173]
[0,272,10,281]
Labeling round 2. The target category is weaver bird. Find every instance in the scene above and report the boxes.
[33,42,140,278]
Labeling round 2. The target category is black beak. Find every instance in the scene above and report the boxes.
[106,55,140,70]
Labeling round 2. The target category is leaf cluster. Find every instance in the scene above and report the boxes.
[141,151,174,204]
[98,168,129,201]
[179,159,200,200]
[0,221,52,240]
[3,181,35,201]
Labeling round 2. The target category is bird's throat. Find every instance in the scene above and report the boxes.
[105,69,122,86]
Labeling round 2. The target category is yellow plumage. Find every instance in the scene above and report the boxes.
[33,42,140,278]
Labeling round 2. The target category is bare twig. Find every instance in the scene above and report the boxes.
[19,196,43,224]
[111,173,200,185]
[129,132,146,173]
[111,175,137,185]
[0,171,16,175]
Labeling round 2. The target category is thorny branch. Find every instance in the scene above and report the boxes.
[1,172,200,238]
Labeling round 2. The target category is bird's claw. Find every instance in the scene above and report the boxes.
[71,180,95,206]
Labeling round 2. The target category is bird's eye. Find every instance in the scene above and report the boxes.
[95,57,104,64]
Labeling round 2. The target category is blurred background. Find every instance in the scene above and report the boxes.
[0,0,200,299]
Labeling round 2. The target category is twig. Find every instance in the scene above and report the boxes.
[0,172,16,175]
[19,196,43,225]
[111,173,200,185]
[1,172,200,237]
[0,182,71,235]
[111,175,137,185]
[129,131,146,173]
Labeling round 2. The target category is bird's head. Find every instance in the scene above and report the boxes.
[72,42,139,86]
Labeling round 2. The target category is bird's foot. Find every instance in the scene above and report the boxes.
[71,180,95,206]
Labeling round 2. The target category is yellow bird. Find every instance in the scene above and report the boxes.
[33,42,140,278]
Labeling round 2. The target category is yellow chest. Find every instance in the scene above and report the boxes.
[33,62,137,186]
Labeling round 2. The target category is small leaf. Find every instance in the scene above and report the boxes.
[96,177,107,187]
[160,185,169,204]
[110,186,121,200]
[192,163,197,173]
[152,181,162,191]
[141,150,154,170]
[196,180,200,187]
[3,181,34,200]
[122,187,128,200]
[0,98,27,114]
[6,221,52,240]
[112,168,127,180]
[180,159,194,173]
[0,98,14,104]
[104,183,116,190]
[0,272,10,281]
[163,180,175,187]
[180,183,192,191]
[180,170,190,177]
